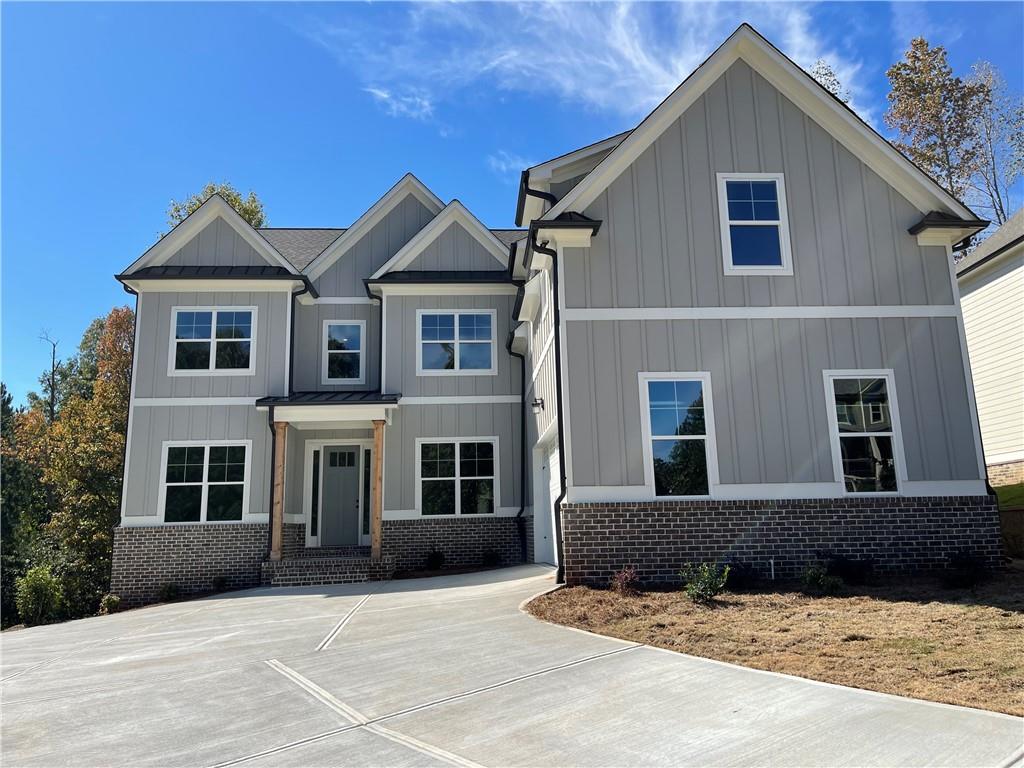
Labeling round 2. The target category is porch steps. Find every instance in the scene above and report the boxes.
[261,555,395,588]
[292,546,371,559]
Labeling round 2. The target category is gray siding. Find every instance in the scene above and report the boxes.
[566,60,953,310]
[564,317,980,488]
[123,405,271,520]
[404,222,504,272]
[292,303,381,391]
[164,218,270,268]
[383,403,521,512]
[314,195,435,297]
[284,427,374,519]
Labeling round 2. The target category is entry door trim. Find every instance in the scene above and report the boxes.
[302,438,375,549]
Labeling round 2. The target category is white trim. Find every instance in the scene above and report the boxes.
[369,201,508,279]
[561,305,959,322]
[529,331,555,388]
[822,369,909,496]
[400,395,520,405]
[902,480,989,495]
[415,308,498,376]
[119,279,302,294]
[556,247,575,489]
[716,172,794,276]
[638,371,720,499]
[306,174,444,282]
[156,440,254,524]
[321,319,367,385]
[566,480,988,502]
[134,397,258,407]
[413,437,500,516]
[306,297,377,305]
[267,403,397,424]
[529,131,630,182]
[381,294,389,392]
[302,438,376,548]
[167,306,258,377]
[119,303,142,523]
[371,284,519,297]
[987,451,1024,465]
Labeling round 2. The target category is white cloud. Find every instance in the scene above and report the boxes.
[487,150,535,178]
[363,87,433,120]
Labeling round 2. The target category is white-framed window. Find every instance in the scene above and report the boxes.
[823,370,907,495]
[158,440,252,523]
[415,437,498,515]
[638,372,719,498]
[716,173,793,276]
[321,319,366,385]
[169,307,257,376]
[416,309,496,375]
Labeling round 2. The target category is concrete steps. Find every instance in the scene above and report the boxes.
[261,555,395,587]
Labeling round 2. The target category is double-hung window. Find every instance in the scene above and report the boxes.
[418,310,495,374]
[161,442,249,522]
[322,320,365,384]
[825,371,903,494]
[640,373,718,498]
[171,307,255,374]
[716,173,793,275]
[418,439,496,515]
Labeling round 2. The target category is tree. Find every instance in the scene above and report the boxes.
[885,38,988,199]
[166,182,266,232]
[966,62,1023,225]
[810,59,850,104]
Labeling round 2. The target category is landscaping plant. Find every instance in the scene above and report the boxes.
[610,565,639,595]
[99,593,121,615]
[15,565,63,625]
[679,562,730,604]
[801,563,843,596]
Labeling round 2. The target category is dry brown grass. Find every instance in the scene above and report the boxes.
[527,570,1024,716]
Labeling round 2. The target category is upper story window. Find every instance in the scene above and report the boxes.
[716,173,793,276]
[417,310,496,375]
[161,442,249,523]
[170,307,256,376]
[322,320,365,385]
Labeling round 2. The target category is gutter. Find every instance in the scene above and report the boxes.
[288,283,312,395]
[505,327,529,564]
[116,283,139,531]
[515,170,558,228]
[956,233,1024,278]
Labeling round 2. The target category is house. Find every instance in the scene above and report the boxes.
[957,209,1024,488]
[111,24,1003,604]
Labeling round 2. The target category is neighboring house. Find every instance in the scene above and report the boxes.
[957,209,1024,487]
[111,24,1003,604]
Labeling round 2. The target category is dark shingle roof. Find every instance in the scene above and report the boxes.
[490,229,528,247]
[119,265,295,278]
[258,228,346,270]
[256,391,400,406]
[956,208,1024,277]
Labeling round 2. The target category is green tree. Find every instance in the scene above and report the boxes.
[809,58,850,104]
[166,182,266,232]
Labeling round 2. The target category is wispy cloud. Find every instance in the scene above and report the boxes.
[363,87,433,120]
[487,150,535,181]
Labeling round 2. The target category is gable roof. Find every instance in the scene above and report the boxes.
[957,208,1024,277]
[123,194,298,275]
[259,228,345,270]
[304,173,444,282]
[369,200,509,279]
[542,23,977,225]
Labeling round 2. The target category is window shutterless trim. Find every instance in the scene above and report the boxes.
[413,437,500,516]
[156,439,253,523]
[415,309,497,376]
[167,306,258,377]
[321,319,367,385]
[716,172,794,276]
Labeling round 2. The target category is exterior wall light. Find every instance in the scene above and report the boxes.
[531,398,545,414]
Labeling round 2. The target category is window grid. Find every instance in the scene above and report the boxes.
[171,307,255,374]
[716,173,792,275]
[645,379,711,498]
[418,440,496,515]
[162,443,248,523]
[828,375,900,494]
[418,311,495,375]
[323,321,365,383]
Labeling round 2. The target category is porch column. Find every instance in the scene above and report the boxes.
[371,419,385,560]
[270,421,288,561]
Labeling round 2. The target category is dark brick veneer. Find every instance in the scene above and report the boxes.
[561,496,1003,586]
[382,516,528,571]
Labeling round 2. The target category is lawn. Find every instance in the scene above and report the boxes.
[528,570,1024,716]
[996,482,1024,510]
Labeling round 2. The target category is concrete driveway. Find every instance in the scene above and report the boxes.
[2,565,1021,767]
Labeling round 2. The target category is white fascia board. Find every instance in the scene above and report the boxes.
[518,272,544,322]
[544,25,975,223]
[259,403,397,423]
[529,131,630,182]
[370,283,520,297]
[369,201,508,279]
[120,278,302,293]
[305,174,445,282]
[123,195,297,274]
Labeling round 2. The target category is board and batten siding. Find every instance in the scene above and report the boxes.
[405,222,506,272]
[292,303,381,391]
[960,255,1024,464]
[565,59,954,310]
[563,317,980,489]
[527,276,558,443]
[163,218,270,269]
[283,427,374,521]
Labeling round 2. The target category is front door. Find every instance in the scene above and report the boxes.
[321,446,361,546]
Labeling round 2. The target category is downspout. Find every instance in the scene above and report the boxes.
[506,333,529,564]
[117,282,139,524]
[288,282,313,396]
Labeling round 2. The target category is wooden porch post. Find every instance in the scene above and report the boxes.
[370,419,385,560]
[270,421,288,561]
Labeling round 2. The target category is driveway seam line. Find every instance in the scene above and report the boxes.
[316,593,372,651]
[264,659,368,724]
[364,723,486,768]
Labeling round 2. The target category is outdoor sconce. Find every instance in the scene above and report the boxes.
[531,398,545,414]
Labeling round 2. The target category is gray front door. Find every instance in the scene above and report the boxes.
[322,446,360,546]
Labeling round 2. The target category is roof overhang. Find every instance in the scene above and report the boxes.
[525,215,603,271]
[365,277,522,299]
[517,272,544,322]
[509,322,530,356]
[909,211,990,248]
[116,274,316,297]
[256,393,400,427]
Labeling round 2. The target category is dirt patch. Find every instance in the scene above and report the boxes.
[527,571,1024,716]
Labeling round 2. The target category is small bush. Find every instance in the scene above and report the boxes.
[941,550,989,589]
[610,565,640,595]
[481,550,503,568]
[801,564,843,596]
[680,562,730,604]
[15,566,63,626]
[157,582,181,602]
[99,594,121,615]
[816,551,874,585]
[425,550,446,570]
[724,560,759,591]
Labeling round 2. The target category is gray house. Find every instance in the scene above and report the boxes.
[111,25,1002,604]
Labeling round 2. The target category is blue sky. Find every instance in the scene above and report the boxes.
[3,1,1021,405]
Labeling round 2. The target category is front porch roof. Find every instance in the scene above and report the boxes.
[256,391,400,426]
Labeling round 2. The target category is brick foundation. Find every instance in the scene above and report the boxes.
[988,460,1024,487]
[110,523,268,606]
[282,522,305,558]
[382,516,528,571]
[560,496,1004,586]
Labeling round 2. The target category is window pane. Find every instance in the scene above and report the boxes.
[327,324,361,351]
[421,443,456,479]
[458,314,491,341]
[310,450,320,537]
[726,180,752,202]
[459,343,492,370]
[752,201,779,221]
[727,200,754,220]
[422,314,455,341]
[461,479,494,515]
[647,381,704,436]
[840,435,897,492]
[729,225,782,267]
[460,442,494,477]
[215,340,251,369]
[207,484,244,521]
[422,480,456,515]
[750,181,777,201]
[834,378,891,433]
[652,439,708,496]
[208,445,245,483]
[216,311,251,340]
[328,353,360,380]
[175,311,212,340]
[422,342,455,370]
[165,485,202,522]
[167,446,204,483]
[362,449,371,536]
[175,342,211,370]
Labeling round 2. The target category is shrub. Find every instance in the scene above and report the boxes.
[99,594,121,615]
[15,566,63,626]
[610,565,640,595]
[157,582,181,602]
[941,550,989,589]
[816,551,874,585]
[481,550,503,568]
[425,550,446,570]
[801,564,843,596]
[679,562,730,604]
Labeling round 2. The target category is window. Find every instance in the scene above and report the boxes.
[417,310,496,375]
[716,173,793,275]
[170,307,256,375]
[825,372,903,494]
[640,373,718,498]
[418,439,496,515]
[161,442,249,522]
[322,320,365,384]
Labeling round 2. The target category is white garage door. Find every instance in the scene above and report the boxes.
[533,445,560,565]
